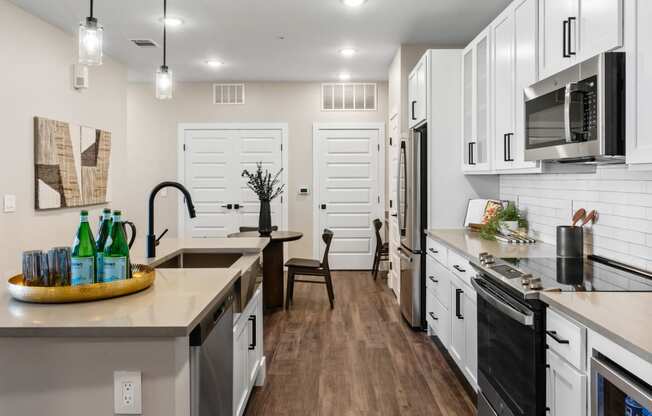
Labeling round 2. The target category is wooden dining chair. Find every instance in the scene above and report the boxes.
[284,229,335,309]
[372,218,389,280]
[239,226,279,232]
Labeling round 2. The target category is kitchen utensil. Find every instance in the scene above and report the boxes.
[557,226,584,257]
[581,210,598,226]
[571,208,586,226]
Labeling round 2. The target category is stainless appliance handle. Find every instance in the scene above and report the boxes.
[397,246,412,262]
[471,278,534,326]
[396,141,407,236]
[590,356,652,414]
[564,83,573,142]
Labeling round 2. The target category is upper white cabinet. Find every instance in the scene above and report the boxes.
[408,56,427,128]
[462,30,493,173]
[492,0,541,172]
[625,0,652,166]
[539,0,623,79]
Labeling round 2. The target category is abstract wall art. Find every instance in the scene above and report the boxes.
[34,116,112,210]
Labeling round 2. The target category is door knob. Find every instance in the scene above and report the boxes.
[233,204,240,210]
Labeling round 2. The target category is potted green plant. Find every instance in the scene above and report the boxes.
[241,163,285,236]
[479,202,527,240]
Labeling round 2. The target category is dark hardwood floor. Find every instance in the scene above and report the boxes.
[244,271,476,416]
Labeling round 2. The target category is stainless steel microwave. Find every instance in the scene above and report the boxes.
[524,52,625,163]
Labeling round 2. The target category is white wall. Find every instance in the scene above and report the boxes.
[0,0,128,278]
[501,166,652,272]
[125,81,388,259]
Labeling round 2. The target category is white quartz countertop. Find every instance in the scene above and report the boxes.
[0,237,269,337]
[426,228,652,360]
[425,228,557,259]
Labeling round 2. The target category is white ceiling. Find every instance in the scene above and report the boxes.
[11,0,510,82]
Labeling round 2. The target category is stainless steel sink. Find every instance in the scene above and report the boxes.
[154,252,242,269]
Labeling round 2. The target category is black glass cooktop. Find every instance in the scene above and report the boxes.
[500,256,652,292]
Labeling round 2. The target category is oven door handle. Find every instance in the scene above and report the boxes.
[564,83,573,143]
[471,278,534,327]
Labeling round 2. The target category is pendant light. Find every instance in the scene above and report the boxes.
[155,0,173,100]
[78,0,103,66]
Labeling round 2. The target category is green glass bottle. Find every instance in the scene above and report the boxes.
[103,210,130,282]
[71,210,97,286]
[95,208,113,283]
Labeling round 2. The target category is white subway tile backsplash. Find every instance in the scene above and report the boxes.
[500,166,652,272]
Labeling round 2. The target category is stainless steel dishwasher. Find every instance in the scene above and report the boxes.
[190,291,234,416]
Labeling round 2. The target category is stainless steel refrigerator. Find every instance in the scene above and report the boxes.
[396,124,427,328]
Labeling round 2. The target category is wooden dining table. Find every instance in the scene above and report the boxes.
[228,230,303,309]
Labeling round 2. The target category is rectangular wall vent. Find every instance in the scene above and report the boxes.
[213,83,245,105]
[130,39,158,47]
[321,83,377,111]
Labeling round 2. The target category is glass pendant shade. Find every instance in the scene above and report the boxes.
[155,66,173,100]
[78,17,103,66]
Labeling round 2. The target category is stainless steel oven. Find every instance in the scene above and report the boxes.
[591,355,652,416]
[471,275,546,416]
[524,52,625,163]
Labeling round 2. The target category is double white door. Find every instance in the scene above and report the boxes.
[184,129,284,237]
[315,127,382,270]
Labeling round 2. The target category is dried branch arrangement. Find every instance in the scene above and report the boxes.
[241,162,285,201]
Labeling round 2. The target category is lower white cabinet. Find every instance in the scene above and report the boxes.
[449,278,466,367]
[462,290,478,387]
[546,349,587,416]
[234,286,264,416]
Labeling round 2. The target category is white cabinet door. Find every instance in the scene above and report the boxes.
[547,349,587,416]
[408,58,427,128]
[539,0,578,78]
[463,291,478,389]
[462,31,492,173]
[579,0,623,61]
[449,279,466,367]
[626,0,652,165]
[246,291,263,387]
[492,10,516,171]
[512,0,541,171]
[234,318,250,416]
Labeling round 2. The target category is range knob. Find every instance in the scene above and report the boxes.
[528,278,543,290]
[479,252,495,265]
[520,274,533,286]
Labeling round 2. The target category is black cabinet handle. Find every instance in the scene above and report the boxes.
[546,330,570,345]
[503,134,508,162]
[429,312,438,321]
[221,203,233,209]
[233,203,240,210]
[248,315,257,350]
[567,17,576,56]
[455,288,464,319]
[428,248,439,254]
[411,101,417,120]
[505,133,514,162]
[428,276,438,283]
[563,19,570,58]
[453,264,467,273]
[321,204,327,210]
[468,142,476,165]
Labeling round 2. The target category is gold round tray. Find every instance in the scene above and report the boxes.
[7,265,155,304]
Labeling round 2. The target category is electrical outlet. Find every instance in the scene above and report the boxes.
[4,195,16,213]
[114,371,142,414]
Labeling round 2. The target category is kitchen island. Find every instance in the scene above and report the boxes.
[0,237,268,416]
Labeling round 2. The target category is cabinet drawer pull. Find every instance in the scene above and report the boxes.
[429,312,438,321]
[248,315,257,350]
[546,330,570,345]
[429,248,439,254]
[453,264,467,273]
[428,276,439,283]
[455,289,464,319]
[567,17,576,56]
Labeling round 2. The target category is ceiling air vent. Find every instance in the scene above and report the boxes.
[213,83,245,105]
[130,39,158,48]
[322,83,377,111]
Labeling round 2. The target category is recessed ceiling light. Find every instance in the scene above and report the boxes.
[160,16,184,27]
[341,0,366,7]
[205,59,223,68]
[339,48,357,57]
[338,73,351,81]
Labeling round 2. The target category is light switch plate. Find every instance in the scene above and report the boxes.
[4,195,16,213]
[114,371,142,415]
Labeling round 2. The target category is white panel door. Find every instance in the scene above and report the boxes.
[236,130,283,229]
[579,0,622,61]
[547,349,587,416]
[184,130,238,237]
[317,128,380,270]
